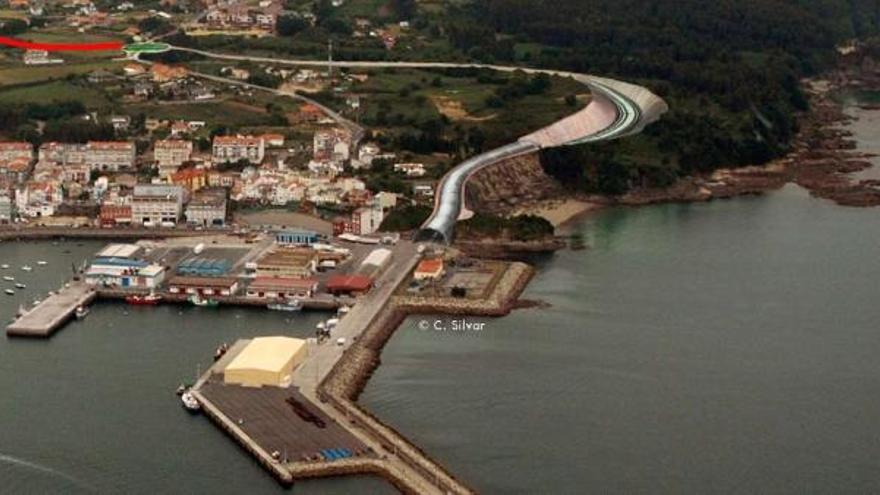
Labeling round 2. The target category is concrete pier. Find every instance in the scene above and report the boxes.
[6,282,96,337]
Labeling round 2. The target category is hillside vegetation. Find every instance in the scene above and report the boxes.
[434,0,879,194]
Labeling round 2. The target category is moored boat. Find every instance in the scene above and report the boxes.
[75,306,90,320]
[214,343,229,361]
[181,391,200,412]
[267,299,302,312]
[0,264,8,269]
[189,295,219,307]
[3,276,14,282]
[21,265,32,272]
[36,261,47,266]
[14,283,25,289]
[126,293,162,305]
[4,289,14,295]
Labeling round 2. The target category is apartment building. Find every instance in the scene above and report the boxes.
[131,184,184,225]
[213,135,265,164]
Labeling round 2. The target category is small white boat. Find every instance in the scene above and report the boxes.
[181,391,200,412]
[4,289,14,295]
[16,304,27,317]
[36,261,47,266]
[32,299,41,305]
[267,299,302,312]
[3,276,13,282]
[75,306,90,320]
[0,264,8,269]
[14,283,25,289]
[21,265,32,272]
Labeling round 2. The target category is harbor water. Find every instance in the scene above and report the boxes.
[363,184,880,493]
[0,241,392,494]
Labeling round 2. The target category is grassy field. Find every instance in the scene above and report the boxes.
[0,79,112,107]
[352,68,587,138]
[0,60,122,86]
[122,100,275,127]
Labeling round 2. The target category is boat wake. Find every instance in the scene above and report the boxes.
[0,452,91,492]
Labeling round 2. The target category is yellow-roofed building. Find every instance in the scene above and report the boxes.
[223,336,307,388]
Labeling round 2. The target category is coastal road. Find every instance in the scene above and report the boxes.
[164,46,667,242]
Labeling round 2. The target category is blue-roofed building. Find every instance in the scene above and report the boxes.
[275,229,319,246]
[176,257,231,277]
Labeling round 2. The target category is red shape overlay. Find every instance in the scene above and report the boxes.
[0,36,123,52]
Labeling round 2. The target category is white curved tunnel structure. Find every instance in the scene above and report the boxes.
[164,47,668,243]
[416,74,668,243]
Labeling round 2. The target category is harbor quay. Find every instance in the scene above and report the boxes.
[4,227,530,493]
[6,281,96,337]
[6,230,389,337]
[188,241,533,493]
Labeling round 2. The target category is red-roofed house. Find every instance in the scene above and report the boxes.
[414,258,444,280]
[325,274,372,296]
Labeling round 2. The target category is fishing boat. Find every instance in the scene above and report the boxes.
[0,264,8,269]
[214,343,229,361]
[21,265,32,272]
[180,391,200,413]
[14,283,25,289]
[267,299,302,312]
[36,261,47,266]
[3,276,13,282]
[4,289,14,295]
[189,295,219,307]
[126,293,162,305]
[75,306,90,320]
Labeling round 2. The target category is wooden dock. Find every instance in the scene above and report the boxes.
[6,282,96,337]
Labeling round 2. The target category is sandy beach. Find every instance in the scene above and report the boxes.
[511,198,602,227]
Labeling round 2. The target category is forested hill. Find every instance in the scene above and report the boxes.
[439,0,878,194]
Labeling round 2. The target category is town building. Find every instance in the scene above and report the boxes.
[85,259,166,289]
[0,192,13,222]
[154,139,193,177]
[345,205,384,235]
[130,184,184,225]
[252,248,317,278]
[213,135,265,164]
[99,204,133,226]
[245,277,318,300]
[313,128,352,162]
[325,274,372,296]
[275,229,319,246]
[185,188,227,227]
[414,258,445,280]
[166,276,239,296]
[394,162,426,177]
[23,49,62,65]
[15,181,62,217]
[85,141,135,172]
[0,142,33,163]
[0,158,31,183]
[171,168,208,192]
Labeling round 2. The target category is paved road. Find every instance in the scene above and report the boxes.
[292,240,420,390]
[166,46,666,242]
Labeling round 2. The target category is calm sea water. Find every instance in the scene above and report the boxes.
[3,112,880,493]
[0,241,393,494]
[363,184,880,494]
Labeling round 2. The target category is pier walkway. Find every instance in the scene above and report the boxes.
[7,282,96,337]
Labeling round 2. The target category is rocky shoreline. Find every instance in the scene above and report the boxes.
[619,65,880,207]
